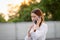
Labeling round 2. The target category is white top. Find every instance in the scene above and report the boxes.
[25,22,48,40]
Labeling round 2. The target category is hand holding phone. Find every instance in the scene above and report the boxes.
[34,16,40,24]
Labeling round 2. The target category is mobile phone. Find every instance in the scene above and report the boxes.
[34,20,37,24]
[34,16,40,24]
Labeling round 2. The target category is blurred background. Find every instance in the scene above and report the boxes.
[0,0,60,40]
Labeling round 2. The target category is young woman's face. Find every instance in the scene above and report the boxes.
[31,13,40,22]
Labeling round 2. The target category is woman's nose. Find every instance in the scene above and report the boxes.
[32,18,35,20]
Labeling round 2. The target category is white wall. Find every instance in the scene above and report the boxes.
[0,23,16,40]
[46,21,55,38]
[0,21,60,40]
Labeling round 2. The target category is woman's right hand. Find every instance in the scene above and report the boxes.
[28,32,31,37]
[27,24,34,37]
[28,24,34,32]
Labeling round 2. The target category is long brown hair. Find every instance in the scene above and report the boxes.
[31,8,44,27]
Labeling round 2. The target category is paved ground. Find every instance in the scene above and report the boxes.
[46,38,60,40]
[19,38,60,40]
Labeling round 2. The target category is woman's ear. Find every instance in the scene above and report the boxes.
[37,16,40,20]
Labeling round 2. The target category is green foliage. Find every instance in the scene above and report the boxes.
[0,14,6,22]
[43,0,60,21]
[0,0,60,22]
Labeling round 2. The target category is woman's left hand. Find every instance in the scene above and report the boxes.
[33,17,41,32]
[33,25,40,32]
[36,17,41,27]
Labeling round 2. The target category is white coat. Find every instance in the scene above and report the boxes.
[25,22,48,40]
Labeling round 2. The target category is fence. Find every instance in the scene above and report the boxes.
[0,21,60,40]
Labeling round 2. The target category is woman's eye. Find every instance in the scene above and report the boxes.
[32,16,35,17]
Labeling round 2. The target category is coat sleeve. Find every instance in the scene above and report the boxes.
[30,24,48,39]
[24,35,32,40]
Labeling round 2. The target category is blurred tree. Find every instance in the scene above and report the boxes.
[0,14,6,22]
[9,0,60,22]
[43,0,60,21]
[0,0,60,22]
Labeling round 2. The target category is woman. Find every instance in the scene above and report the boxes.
[25,8,48,40]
